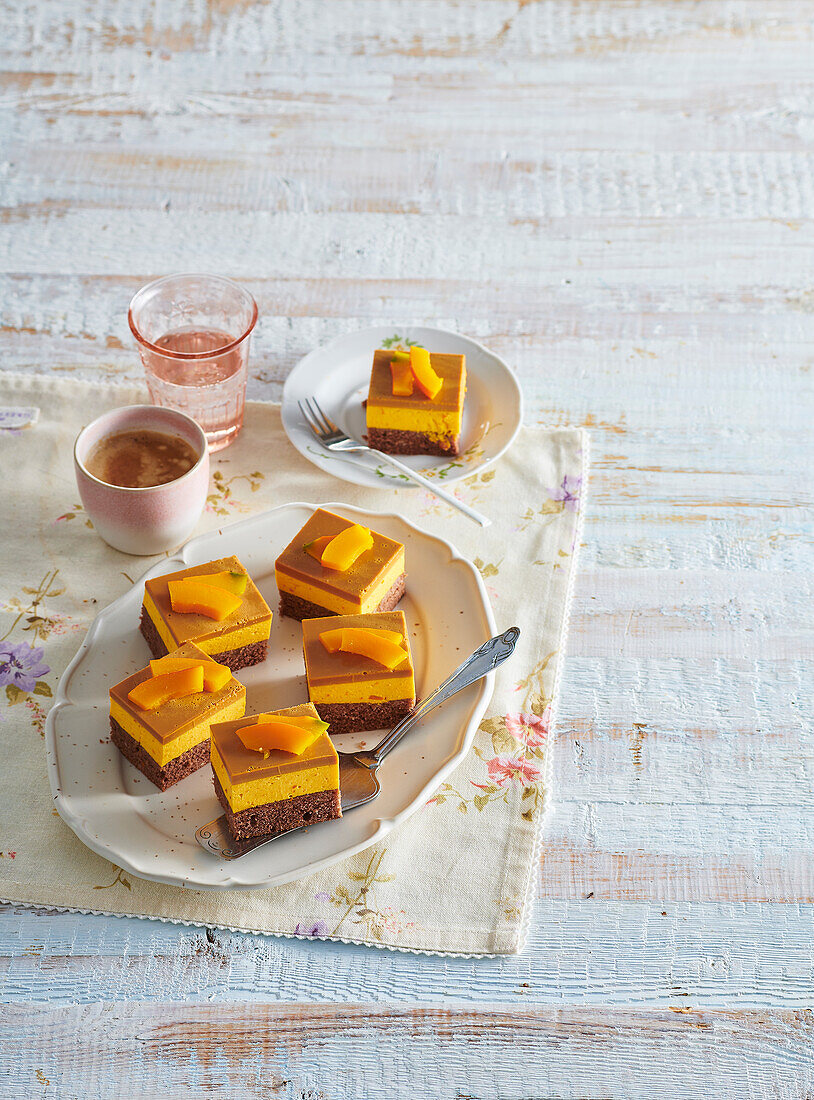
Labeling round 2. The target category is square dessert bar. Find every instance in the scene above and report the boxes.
[140,554,272,670]
[109,641,246,790]
[302,610,416,734]
[275,508,405,622]
[366,348,466,456]
[210,703,342,840]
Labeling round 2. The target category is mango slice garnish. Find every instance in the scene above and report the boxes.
[303,535,333,562]
[318,628,345,653]
[319,626,407,669]
[128,666,204,711]
[390,349,411,362]
[193,570,248,596]
[409,346,443,400]
[338,629,408,669]
[236,715,330,755]
[168,578,243,621]
[148,656,231,692]
[319,524,374,572]
[319,626,404,654]
[389,358,415,396]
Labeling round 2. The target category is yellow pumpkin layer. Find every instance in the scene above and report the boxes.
[211,745,339,813]
[365,403,463,439]
[307,677,415,705]
[111,696,246,767]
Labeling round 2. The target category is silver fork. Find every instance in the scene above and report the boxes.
[298,397,490,527]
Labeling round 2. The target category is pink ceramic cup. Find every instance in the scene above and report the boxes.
[74,405,210,555]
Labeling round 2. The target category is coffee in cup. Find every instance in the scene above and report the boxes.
[84,428,200,489]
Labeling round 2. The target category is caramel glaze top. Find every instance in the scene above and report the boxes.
[367,349,466,412]
[302,611,414,687]
[144,554,272,646]
[210,703,338,784]
[275,509,404,600]
[109,641,245,745]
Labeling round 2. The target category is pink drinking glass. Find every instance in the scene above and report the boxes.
[129,273,258,452]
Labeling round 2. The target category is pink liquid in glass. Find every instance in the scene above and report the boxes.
[142,328,248,451]
[129,275,258,452]
[151,328,241,384]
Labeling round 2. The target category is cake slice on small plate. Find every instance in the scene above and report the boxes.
[109,641,246,790]
[210,703,342,840]
[302,610,416,734]
[140,554,272,670]
[275,508,405,621]
[365,345,466,456]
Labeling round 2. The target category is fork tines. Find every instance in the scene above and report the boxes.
[298,397,340,438]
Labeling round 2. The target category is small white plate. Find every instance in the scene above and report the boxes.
[45,503,496,890]
[281,325,523,488]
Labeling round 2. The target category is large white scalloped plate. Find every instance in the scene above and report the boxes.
[45,503,496,889]
[281,325,523,488]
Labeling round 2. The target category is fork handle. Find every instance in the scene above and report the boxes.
[369,449,491,527]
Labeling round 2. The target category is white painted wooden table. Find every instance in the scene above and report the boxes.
[1,1,813,1095]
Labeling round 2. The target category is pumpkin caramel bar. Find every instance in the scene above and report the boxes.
[302,610,416,734]
[274,508,405,622]
[366,348,466,456]
[139,555,272,670]
[109,641,246,791]
[210,703,342,840]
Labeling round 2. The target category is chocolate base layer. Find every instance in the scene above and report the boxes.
[367,426,460,457]
[313,696,415,735]
[110,717,210,791]
[213,771,342,840]
[138,607,269,670]
[278,573,406,622]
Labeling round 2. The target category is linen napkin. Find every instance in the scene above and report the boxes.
[0,373,585,955]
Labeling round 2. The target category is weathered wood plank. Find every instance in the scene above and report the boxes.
[570,572,814,658]
[0,1004,811,1099]
[7,211,814,281]
[5,146,814,214]
[1,902,812,1007]
[6,271,814,333]
[540,834,814,903]
[4,0,814,60]
[554,714,812,809]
